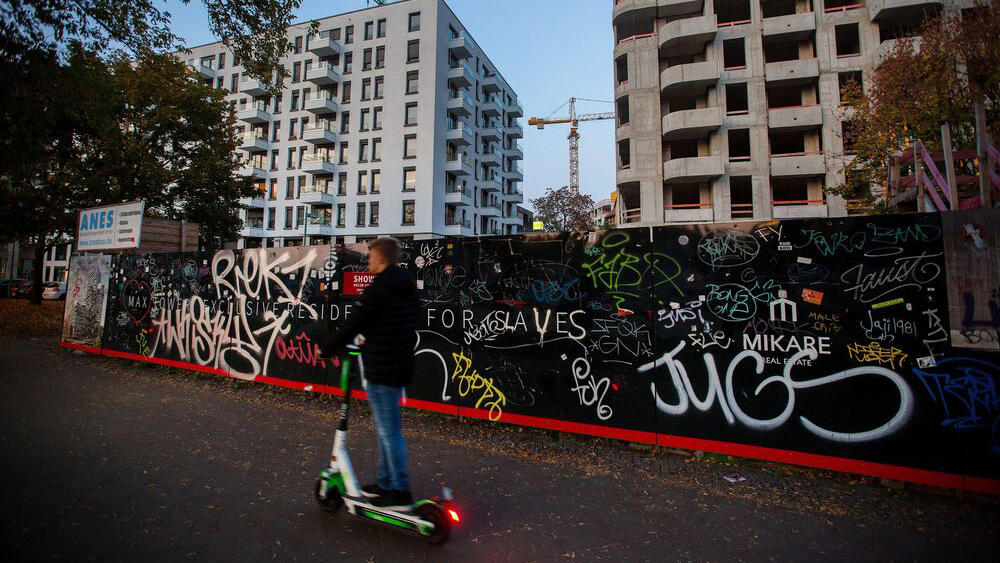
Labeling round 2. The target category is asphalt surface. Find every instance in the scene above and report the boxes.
[1,337,998,562]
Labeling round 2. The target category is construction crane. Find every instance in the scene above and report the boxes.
[528,97,615,192]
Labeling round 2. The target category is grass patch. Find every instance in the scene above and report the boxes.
[0,299,64,338]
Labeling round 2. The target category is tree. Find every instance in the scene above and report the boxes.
[828,0,1000,209]
[0,47,256,303]
[0,0,313,94]
[530,187,595,232]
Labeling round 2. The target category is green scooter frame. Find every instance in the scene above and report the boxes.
[314,345,456,544]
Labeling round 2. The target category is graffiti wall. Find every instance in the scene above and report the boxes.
[60,211,1000,493]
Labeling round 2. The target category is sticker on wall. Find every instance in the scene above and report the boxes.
[777,241,792,251]
[916,356,937,368]
[802,288,824,305]
[872,297,905,309]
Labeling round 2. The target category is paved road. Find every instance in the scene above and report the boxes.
[1,338,997,561]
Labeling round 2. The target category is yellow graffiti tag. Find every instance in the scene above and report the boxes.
[451,352,507,421]
[846,341,909,369]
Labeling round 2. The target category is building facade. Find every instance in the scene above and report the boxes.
[181,0,524,247]
[611,0,964,225]
[591,197,615,228]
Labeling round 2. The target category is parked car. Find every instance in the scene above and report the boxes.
[0,279,28,298]
[42,281,67,300]
[9,280,34,298]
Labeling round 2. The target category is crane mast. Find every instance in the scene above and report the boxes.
[528,97,615,193]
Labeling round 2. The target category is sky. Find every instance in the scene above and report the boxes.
[163,0,618,208]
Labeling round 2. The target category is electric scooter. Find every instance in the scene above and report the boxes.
[314,344,458,544]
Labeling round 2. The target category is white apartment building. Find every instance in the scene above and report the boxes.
[611,0,970,225]
[181,0,524,247]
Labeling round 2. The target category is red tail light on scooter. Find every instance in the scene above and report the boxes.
[448,509,460,522]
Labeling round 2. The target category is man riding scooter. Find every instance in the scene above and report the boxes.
[320,237,420,509]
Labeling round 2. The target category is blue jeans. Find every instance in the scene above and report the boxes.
[366,383,410,491]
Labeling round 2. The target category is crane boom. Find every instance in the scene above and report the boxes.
[527,97,615,192]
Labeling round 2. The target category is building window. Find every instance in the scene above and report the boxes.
[344,25,354,44]
[270,149,279,170]
[371,170,381,193]
[835,24,861,57]
[268,179,277,200]
[360,108,370,131]
[374,75,384,99]
[290,91,299,111]
[616,97,629,125]
[403,134,417,158]
[341,111,350,133]
[267,208,276,229]
[296,205,305,228]
[342,81,352,103]
[288,118,298,140]
[838,71,862,105]
[726,83,749,114]
[404,102,418,126]
[230,73,239,92]
[361,78,371,100]
[841,120,858,154]
[373,106,383,130]
[358,170,369,194]
[218,52,226,69]
[614,55,627,85]
[370,202,380,226]
[339,142,349,164]
[338,172,347,195]
[372,138,382,161]
[363,48,373,71]
[294,36,302,54]
[407,40,420,63]
[402,200,415,225]
[405,71,418,94]
[408,12,421,32]
[284,207,293,229]
[337,204,346,227]
[728,129,751,161]
[343,52,353,74]
[723,38,746,69]
[359,139,369,161]
[364,21,374,41]
[357,202,366,226]
[403,167,416,191]
[617,139,630,168]
[375,46,385,69]
[377,19,386,38]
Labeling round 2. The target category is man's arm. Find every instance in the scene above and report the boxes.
[320,278,384,356]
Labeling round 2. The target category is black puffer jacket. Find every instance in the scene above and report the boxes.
[322,265,419,387]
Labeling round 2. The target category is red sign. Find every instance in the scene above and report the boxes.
[802,288,824,305]
[343,272,376,296]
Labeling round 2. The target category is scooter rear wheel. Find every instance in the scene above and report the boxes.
[314,478,343,512]
[416,503,450,544]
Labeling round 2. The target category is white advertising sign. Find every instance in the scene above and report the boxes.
[77,201,145,251]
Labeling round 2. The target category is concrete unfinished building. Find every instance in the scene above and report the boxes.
[611,0,968,225]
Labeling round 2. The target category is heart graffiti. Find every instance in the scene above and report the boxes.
[122,279,153,325]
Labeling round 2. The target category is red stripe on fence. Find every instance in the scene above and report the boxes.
[60,341,1000,495]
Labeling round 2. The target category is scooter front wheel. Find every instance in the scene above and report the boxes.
[416,503,450,545]
[314,478,343,512]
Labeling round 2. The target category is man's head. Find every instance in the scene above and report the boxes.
[368,237,402,274]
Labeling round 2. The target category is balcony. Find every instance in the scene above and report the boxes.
[242,196,266,209]
[482,96,503,117]
[876,36,922,64]
[480,203,502,217]
[305,220,335,237]
[663,204,715,223]
[308,31,341,57]
[772,201,828,219]
[770,153,826,177]
[480,150,502,167]
[239,164,267,179]
[762,12,816,42]
[303,92,339,115]
[447,92,474,117]
[661,107,722,140]
[480,177,501,192]
[300,184,336,205]
[661,61,718,95]
[301,153,336,175]
[306,63,340,86]
[505,165,523,181]
[663,156,724,183]
[506,186,524,202]
[507,124,523,139]
[238,133,269,152]
[767,105,823,131]
[764,58,819,86]
[303,121,337,145]
[447,123,475,146]
[480,126,501,141]
[190,62,217,80]
[508,100,524,118]
[241,219,266,239]
[444,218,472,235]
[612,0,657,24]
[482,74,502,93]
[869,0,943,21]
[448,33,471,59]
[658,14,717,58]
[506,142,523,160]
[448,62,474,88]
[237,102,271,124]
[445,154,474,176]
[239,76,267,96]
[445,185,474,206]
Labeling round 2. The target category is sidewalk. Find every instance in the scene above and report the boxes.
[0,337,997,561]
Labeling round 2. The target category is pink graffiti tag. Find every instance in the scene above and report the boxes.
[274,332,327,369]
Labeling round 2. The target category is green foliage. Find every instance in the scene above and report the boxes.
[0,0,312,94]
[829,1,1000,209]
[529,187,595,232]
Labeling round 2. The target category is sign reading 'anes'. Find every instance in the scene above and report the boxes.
[77,201,145,251]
